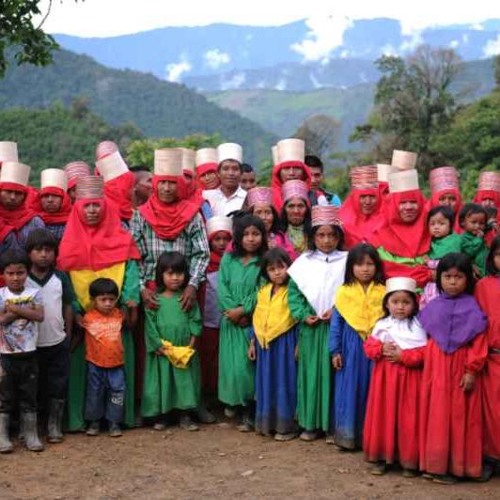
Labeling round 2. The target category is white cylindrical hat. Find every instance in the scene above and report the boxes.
[154,149,183,176]
[217,143,243,164]
[376,163,397,183]
[391,150,417,171]
[388,170,419,193]
[271,145,279,165]
[195,148,217,167]
[385,277,417,295]
[95,151,129,182]
[277,138,305,164]
[0,142,18,164]
[206,216,233,236]
[0,161,30,186]
[177,147,196,173]
[41,169,67,191]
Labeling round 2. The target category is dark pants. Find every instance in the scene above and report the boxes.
[85,362,125,424]
[0,353,38,413]
[37,337,70,410]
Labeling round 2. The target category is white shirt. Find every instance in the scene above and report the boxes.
[203,186,247,216]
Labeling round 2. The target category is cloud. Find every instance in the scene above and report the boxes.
[291,14,353,62]
[165,57,192,82]
[221,72,246,90]
[275,78,287,91]
[204,49,231,69]
[450,40,460,48]
[381,44,398,56]
[399,30,424,53]
[483,34,500,57]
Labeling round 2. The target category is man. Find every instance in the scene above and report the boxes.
[130,166,153,208]
[305,154,341,207]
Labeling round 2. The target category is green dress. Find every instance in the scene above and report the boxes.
[141,293,202,416]
[65,260,140,431]
[428,233,462,259]
[460,232,488,277]
[288,279,332,432]
[217,253,259,406]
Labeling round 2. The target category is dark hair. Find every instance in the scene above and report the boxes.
[155,251,189,291]
[231,214,268,257]
[0,249,29,272]
[436,252,475,295]
[308,224,345,251]
[249,204,281,234]
[241,163,254,174]
[280,200,312,234]
[218,158,242,173]
[382,290,419,320]
[260,247,292,282]
[129,165,151,173]
[427,205,454,230]
[89,278,119,299]
[26,228,58,257]
[486,235,500,276]
[304,154,323,172]
[458,203,487,228]
[344,243,384,285]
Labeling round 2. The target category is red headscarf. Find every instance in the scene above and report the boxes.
[32,186,72,225]
[103,171,135,221]
[139,175,201,240]
[0,218,14,243]
[429,187,463,233]
[271,162,311,211]
[474,190,500,209]
[207,230,232,273]
[58,198,140,271]
[0,182,39,231]
[196,162,220,190]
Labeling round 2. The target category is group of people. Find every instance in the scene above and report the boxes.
[0,137,499,486]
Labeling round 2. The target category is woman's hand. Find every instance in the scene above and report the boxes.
[459,372,475,392]
[179,285,197,311]
[304,315,319,326]
[332,354,343,370]
[224,306,244,324]
[141,288,159,310]
[248,341,256,361]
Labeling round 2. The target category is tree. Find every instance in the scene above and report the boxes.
[495,55,500,88]
[295,114,340,160]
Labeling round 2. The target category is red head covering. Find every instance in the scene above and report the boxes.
[139,175,201,240]
[33,186,72,225]
[57,198,139,271]
[271,162,311,211]
[429,187,463,232]
[103,171,135,221]
[474,190,500,208]
[196,162,220,190]
[0,182,39,231]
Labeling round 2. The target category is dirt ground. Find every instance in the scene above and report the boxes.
[1,417,499,500]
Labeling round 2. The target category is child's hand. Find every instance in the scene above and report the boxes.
[248,341,256,361]
[224,307,244,324]
[320,309,333,322]
[189,336,197,350]
[304,315,319,326]
[237,316,250,328]
[384,344,402,363]
[75,313,85,328]
[472,265,482,281]
[382,342,396,357]
[422,255,430,264]
[332,354,342,370]
[459,372,475,392]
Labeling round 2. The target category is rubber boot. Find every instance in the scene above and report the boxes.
[0,413,13,453]
[22,412,44,452]
[47,399,65,443]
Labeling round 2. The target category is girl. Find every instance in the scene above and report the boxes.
[459,203,488,278]
[329,244,385,450]
[475,236,500,469]
[249,248,299,441]
[363,277,427,476]
[142,251,202,432]
[217,215,268,431]
[288,205,348,441]
[419,253,488,484]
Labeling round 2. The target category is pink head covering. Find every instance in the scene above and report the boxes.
[311,205,343,227]
[282,180,309,204]
[247,187,272,207]
[64,161,91,190]
[349,165,378,190]
[429,166,459,194]
[95,141,119,161]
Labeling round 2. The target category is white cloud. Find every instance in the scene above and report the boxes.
[204,49,231,69]
[450,40,460,48]
[309,72,322,89]
[381,44,398,56]
[275,79,287,91]
[221,72,246,90]
[165,58,192,82]
[483,35,500,57]
[471,23,484,30]
[399,31,424,53]
[462,33,469,44]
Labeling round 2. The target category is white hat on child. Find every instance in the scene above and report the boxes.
[385,277,417,295]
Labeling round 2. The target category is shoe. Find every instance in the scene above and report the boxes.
[421,472,434,480]
[47,398,65,443]
[197,405,216,424]
[274,432,299,442]
[109,422,122,438]
[370,462,387,476]
[402,468,418,478]
[433,474,457,485]
[22,412,44,452]
[86,421,100,436]
[325,434,335,445]
[153,421,166,431]
[299,430,318,442]
[224,407,236,419]
[179,414,199,432]
[0,413,13,453]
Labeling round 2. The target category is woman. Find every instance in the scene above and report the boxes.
[428,166,462,231]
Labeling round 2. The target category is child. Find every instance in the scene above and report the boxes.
[329,243,385,450]
[84,278,126,437]
[26,229,74,443]
[249,247,299,441]
[218,215,268,431]
[459,203,489,278]
[419,253,488,484]
[420,206,461,308]
[363,277,427,476]
[475,236,500,471]
[0,250,44,453]
[142,252,202,431]
[288,205,348,441]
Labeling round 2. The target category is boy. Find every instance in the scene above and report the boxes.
[459,203,489,278]
[26,229,74,443]
[84,278,125,437]
[0,250,44,453]
[240,163,257,191]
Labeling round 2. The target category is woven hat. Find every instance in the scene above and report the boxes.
[95,151,129,182]
[177,148,196,174]
[217,143,243,164]
[95,140,119,161]
[206,216,233,236]
[0,161,30,186]
[247,187,273,207]
[0,142,18,164]
[64,161,91,190]
[282,180,309,203]
[277,138,305,164]
[75,175,104,200]
[195,148,217,167]
[154,149,183,176]
[350,165,378,190]
[41,169,67,191]
[429,166,459,194]
[311,205,343,228]
[388,170,419,194]
[391,150,417,171]
[271,145,279,165]
[478,171,500,192]
[376,163,397,183]
[385,277,417,295]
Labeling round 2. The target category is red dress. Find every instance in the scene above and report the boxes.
[475,276,500,460]
[363,337,425,470]
[419,334,487,477]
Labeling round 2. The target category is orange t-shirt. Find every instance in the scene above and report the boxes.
[84,308,124,368]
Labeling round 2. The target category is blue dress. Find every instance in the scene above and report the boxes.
[329,310,372,449]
